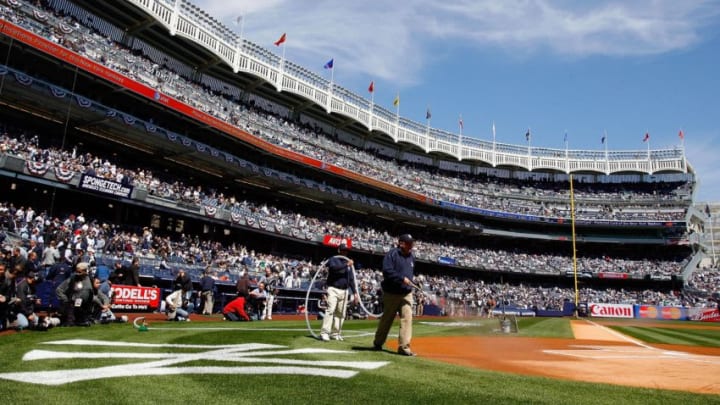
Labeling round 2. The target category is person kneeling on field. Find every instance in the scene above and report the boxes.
[223,296,251,321]
[165,289,191,322]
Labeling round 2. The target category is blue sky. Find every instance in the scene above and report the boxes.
[194,0,720,203]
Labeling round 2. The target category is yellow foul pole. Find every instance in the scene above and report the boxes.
[570,174,579,314]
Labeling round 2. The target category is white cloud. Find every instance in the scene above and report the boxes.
[193,0,719,85]
[685,133,720,203]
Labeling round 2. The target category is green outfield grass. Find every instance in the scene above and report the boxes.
[0,318,718,404]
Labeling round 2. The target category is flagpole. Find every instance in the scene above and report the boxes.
[458,114,463,159]
[426,106,431,153]
[368,82,374,132]
[681,129,687,173]
[281,42,286,72]
[395,92,400,142]
[233,15,245,73]
[564,130,569,172]
[492,121,497,167]
[527,127,531,153]
[710,210,716,266]
[646,130,651,159]
[238,15,245,47]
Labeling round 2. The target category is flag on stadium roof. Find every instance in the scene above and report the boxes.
[274,33,286,46]
[678,129,685,140]
[459,115,464,131]
[426,108,431,120]
[323,58,334,69]
[643,132,650,142]
[393,94,400,107]
[235,16,242,25]
[601,134,606,144]
[525,128,531,142]
[563,132,568,143]
[368,81,374,93]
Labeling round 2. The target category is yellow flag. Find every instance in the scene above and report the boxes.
[393,94,400,107]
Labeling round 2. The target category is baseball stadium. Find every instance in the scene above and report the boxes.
[0,1,718,404]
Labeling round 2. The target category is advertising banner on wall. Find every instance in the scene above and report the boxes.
[322,235,352,249]
[78,174,133,198]
[635,305,688,320]
[110,285,161,312]
[588,303,634,318]
[687,307,720,322]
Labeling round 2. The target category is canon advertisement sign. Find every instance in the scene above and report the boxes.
[588,303,634,318]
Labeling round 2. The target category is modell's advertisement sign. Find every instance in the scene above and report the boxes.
[588,303,634,318]
[110,285,161,312]
[322,235,352,249]
[79,173,133,198]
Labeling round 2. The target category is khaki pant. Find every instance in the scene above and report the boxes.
[374,291,413,349]
[320,286,348,337]
[201,291,214,315]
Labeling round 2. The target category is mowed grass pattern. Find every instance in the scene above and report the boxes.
[0,318,718,404]
[610,325,720,347]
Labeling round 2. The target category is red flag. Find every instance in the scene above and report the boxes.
[643,132,650,142]
[678,130,684,140]
[274,33,286,46]
[368,81,374,93]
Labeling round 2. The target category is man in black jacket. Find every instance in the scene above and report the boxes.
[56,262,95,326]
[373,234,417,356]
[319,244,358,341]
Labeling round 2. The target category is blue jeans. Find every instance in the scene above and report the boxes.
[16,313,38,330]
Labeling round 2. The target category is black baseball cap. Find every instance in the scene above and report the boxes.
[399,234,414,243]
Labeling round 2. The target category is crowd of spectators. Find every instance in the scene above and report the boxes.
[0,130,689,278]
[0,0,694,224]
[0,200,715,332]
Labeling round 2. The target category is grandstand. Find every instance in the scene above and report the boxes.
[0,0,713,314]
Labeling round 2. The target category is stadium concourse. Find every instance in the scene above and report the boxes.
[0,0,717,331]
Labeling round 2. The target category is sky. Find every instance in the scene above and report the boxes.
[194,0,720,203]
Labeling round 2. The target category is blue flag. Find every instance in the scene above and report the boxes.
[323,58,334,69]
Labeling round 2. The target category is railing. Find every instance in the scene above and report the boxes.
[124,0,687,175]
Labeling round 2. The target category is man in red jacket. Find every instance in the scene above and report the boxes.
[223,296,251,321]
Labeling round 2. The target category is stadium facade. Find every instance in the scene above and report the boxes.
[0,0,713,300]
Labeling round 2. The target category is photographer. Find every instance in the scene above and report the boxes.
[0,264,18,330]
[15,270,42,330]
[91,277,116,323]
[55,262,95,326]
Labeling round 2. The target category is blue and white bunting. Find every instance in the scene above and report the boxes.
[122,114,136,125]
[76,96,92,108]
[50,86,67,98]
[14,72,32,86]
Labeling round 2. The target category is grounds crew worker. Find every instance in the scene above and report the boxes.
[373,234,416,356]
[320,243,358,341]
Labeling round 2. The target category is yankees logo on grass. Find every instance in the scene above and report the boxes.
[0,339,390,385]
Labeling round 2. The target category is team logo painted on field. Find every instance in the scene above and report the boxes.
[0,339,389,385]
